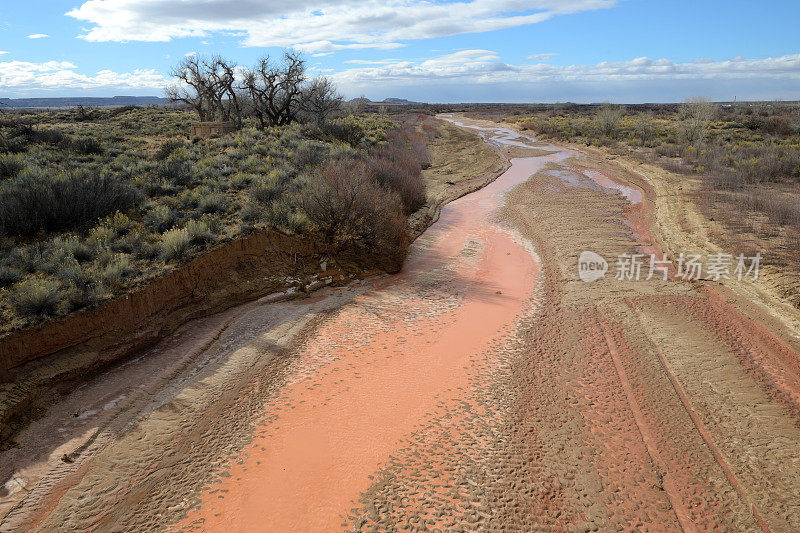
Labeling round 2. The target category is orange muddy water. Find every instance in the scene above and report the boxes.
[180,123,557,532]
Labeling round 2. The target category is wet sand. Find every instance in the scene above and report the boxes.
[180,123,551,531]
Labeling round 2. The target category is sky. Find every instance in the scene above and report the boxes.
[1,0,799,103]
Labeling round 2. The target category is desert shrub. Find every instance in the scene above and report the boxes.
[99,253,132,286]
[3,244,44,273]
[0,266,22,288]
[111,230,147,254]
[368,127,428,214]
[197,192,228,214]
[406,132,432,169]
[9,278,60,317]
[0,170,141,237]
[69,136,104,155]
[742,115,764,131]
[263,197,306,234]
[0,154,24,179]
[680,97,715,147]
[230,172,254,189]
[366,152,426,214]
[100,211,136,235]
[762,116,793,136]
[185,219,214,245]
[301,157,407,255]
[595,104,623,138]
[108,105,138,117]
[12,126,69,147]
[143,203,178,232]
[60,281,102,313]
[250,177,284,205]
[154,139,184,161]
[156,158,195,186]
[633,113,656,146]
[61,237,97,263]
[294,141,329,169]
[160,227,191,261]
[240,201,263,223]
[321,121,364,147]
[88,224,116,247]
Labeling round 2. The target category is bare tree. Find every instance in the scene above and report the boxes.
[167,51,342,130]
[300,77,342,126]
[243,52,307,128]
[165,55,243,125]
[680,97,715,147]
[166,55,213,121]
[595,103,624,138]
[206,56,243,127]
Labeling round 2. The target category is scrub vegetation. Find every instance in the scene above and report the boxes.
[0,96,431,331]
[509,100,800,269]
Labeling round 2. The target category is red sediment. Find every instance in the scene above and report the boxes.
[178,155,546,531]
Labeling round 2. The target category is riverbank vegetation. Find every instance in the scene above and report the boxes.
[506,101,800,270]
[0,91,432,332]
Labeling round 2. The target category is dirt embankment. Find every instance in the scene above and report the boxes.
[408,119,507,237]
[0,229,350,443]
[0,118,503,445]
[562,143,800,341]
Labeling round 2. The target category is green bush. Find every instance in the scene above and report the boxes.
[156,158,195,186]
[154,139,184,161]
[69,136,104,155]
[54,236,97,263]
[143,204,178,232]
[197,192,228,214]
[0,154,24,179]
[321,121,365,147]
[9,278,60,317]
[160,227,191,261]
[0,170,141,237]
[0,266,22,288]
[101,211,136,235]
[99,253,132,286]
[185,219,214,245]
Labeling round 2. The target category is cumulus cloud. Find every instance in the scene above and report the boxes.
[26,34,50,39]
[66,0,618,51]
[0,60,167,91]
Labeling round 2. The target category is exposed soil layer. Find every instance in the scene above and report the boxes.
[3,116,800,532]
[0,118,502,446]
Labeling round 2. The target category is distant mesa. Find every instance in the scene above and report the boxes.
[381,98,417,104]
[347,97,419,105]
[0,96,167,108]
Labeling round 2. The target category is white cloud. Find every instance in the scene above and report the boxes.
[526,53,559,61]
[0,60,167,91]
[0,51,8,55]
[66,0,618,51]
[26,34,50,39]
[332,51,800,89]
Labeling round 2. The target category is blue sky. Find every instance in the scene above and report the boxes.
[1,0,799,102]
